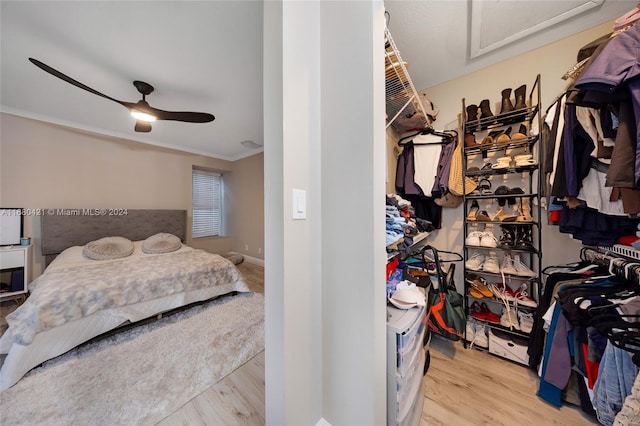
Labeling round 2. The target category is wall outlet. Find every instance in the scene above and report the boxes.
[244,244,249,251]
[258,248,262,254]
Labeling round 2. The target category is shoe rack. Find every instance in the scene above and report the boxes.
[459,75,543,365]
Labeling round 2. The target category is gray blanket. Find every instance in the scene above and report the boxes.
[7,250,242,345]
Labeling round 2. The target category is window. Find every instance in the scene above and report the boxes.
[192,168,223,238]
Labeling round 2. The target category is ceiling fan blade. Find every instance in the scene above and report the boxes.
[134,121,152,133]
[29,58,128,107]
[149,107,215,123]
[29,58,215,128]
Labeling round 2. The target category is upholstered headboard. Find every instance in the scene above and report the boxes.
[41,209,187,265]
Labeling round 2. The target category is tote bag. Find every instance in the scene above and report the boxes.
[448,138,477,196]
[423,246,466,341]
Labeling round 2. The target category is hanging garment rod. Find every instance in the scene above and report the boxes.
[421,245,464,263]
[581,246,640,286]
[397,127,457,146]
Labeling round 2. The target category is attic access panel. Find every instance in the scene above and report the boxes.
[469,0,605,58]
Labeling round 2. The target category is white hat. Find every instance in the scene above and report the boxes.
[389,281,425,309]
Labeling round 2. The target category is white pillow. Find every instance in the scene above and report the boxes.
[142,233,182,254]
[83,236,134,260]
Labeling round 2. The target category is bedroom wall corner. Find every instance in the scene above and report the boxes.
[227,152,264,260]
[0,113,235,277]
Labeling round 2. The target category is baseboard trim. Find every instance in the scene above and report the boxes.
[227,251,264,267]
[243,254,264,267]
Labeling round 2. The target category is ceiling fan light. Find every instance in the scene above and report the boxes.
[131,110,157,122]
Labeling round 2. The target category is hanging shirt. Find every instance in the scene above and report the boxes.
[411,133,443,198]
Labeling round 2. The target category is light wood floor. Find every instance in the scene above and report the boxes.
[159,262,596,426]
[422,337,596,425]
[157,261,266,426]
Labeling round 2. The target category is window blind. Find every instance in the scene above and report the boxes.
[192,169,222,238]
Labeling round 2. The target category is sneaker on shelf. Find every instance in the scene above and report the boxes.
[466,319,476,342]
[472,321,489,348]
[513,254,537,277]
[482,254,501,273]
[498,226,515,248]
[465,251,485,270]
[465,231,483,246]
[518,310,534,333]
[470,301,487,321]
[514,283,538,308]
[500,253,518,275]
[500,307,520,331]
[480,231,498,248]
[488,282,515,302]
[481,302,501,324]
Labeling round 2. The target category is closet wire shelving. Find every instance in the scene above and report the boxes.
[459,75,544,362]
[384,25,431,133]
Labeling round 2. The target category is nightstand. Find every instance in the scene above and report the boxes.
[0,245,32,301]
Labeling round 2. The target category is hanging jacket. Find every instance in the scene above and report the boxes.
[574,24,640,188]
[395,142,423,196]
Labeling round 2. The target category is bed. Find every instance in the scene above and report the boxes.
[0,209,250,391]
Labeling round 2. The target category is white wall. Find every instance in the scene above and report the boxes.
[263,2,286,423]
[264,1,323,424]
[320,1,386,424]
[264,1,386,424]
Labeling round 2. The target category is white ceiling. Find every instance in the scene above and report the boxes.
[1,1,635,160]
[1,1,264,161]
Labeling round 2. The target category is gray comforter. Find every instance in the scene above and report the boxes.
[7,250,242,345]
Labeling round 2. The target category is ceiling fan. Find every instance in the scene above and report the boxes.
[28,58,215,133]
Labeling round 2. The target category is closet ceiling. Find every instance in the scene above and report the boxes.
[0,1,633,160]
[384,0,634,91]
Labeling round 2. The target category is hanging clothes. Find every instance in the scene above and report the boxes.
[431,138,456,198]
[573,23,640,188]
[542,22,640,247]
[535,247,640,422]
[394,129,457,228]
[537,277,639,410]
[412,133,447,196]
[396,141,423,196]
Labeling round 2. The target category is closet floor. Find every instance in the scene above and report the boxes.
[422,336,597,425]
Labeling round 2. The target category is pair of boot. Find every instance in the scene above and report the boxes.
[466,85,527,128]
[500,84,527,123]
[466,100,495,130]
[498,225,534,250]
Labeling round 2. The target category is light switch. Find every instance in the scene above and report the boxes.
[292,189,306,220]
